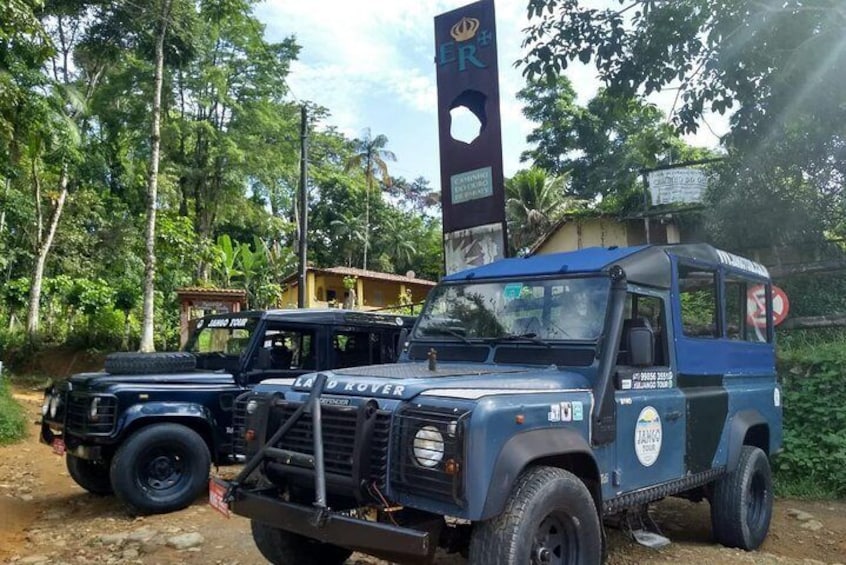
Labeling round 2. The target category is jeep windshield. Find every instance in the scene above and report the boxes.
[186,316,259,370]
[415,276,610,342]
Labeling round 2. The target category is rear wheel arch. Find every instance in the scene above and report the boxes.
[743,423,770,454]
[727,410,770,472]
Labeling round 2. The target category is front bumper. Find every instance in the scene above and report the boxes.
[229,486,437,563]
[40,421,104,460]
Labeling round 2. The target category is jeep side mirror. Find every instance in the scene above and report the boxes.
[629,326,655,367]
[398,328,409,351]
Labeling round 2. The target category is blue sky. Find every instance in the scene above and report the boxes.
[256,0,727,191]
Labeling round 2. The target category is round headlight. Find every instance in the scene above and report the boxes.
[49,395,60,418]
[89,397,101,421]
[413,425,444,468]
[42,394,51,417]
[246,400,259,415]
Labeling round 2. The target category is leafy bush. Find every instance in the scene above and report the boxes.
[66,309,127,351]
[0,379,27,445]
[775,344,846,497]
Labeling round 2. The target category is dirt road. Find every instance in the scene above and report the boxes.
[2,388,845,565]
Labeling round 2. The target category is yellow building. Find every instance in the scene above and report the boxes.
[280,266,437,311]
[531,213,682,255]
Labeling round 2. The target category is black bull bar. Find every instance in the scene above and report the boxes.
[222,373,437,562]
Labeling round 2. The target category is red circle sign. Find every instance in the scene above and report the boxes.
[747,285,790,328]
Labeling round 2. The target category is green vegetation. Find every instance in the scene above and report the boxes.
[776,344,846,498]
[520,0,846,254]
[0,379,27,445]
[0,1,442,355]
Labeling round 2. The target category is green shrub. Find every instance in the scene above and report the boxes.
[0,379,27,445]
[775,344,846,497]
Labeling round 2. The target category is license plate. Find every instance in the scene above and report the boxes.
[208,478,230,518]
[51,438,66,455]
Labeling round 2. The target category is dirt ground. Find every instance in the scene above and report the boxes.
[2,387,845,565]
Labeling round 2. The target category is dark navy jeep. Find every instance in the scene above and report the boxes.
[39,309,414,514]
[222,244,782,565]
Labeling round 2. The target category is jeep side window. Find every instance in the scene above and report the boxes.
[260,328,315,370]
[678,264,718,338]
[619,293,668,366]
[334,330,375,368]
[725,275,769,343]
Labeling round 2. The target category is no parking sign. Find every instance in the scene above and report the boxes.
[747,285,790,329]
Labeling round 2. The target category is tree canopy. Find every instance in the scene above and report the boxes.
[0,0,443,351]
[520,0,846,250]
[517,74,713,202]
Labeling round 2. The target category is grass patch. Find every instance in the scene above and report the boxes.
[0,379,27,445]
[9,372,53,390]
[774,473,842,500]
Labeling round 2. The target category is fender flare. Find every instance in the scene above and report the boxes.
[119,402,218,453]
[726,409,769,472]
[480,428,600,520]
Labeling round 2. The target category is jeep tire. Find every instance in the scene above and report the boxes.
[104,352,196,375]
[250,520,352,565]
[711,445,774,550]
[110,423,210,515]
[66,455,112,495]
[469,466,602,565]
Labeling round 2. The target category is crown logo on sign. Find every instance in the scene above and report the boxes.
[450,17,480,42]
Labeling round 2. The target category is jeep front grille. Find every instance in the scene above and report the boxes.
[391,405,470,506]
[66,393,117,435]
[270,402,392,490]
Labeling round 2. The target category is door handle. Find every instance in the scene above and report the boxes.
[665,410,682,422]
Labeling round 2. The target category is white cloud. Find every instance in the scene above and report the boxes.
[256,0,727,186]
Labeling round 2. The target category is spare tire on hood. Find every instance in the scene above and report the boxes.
[104,352,197,375]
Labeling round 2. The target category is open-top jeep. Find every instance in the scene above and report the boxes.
[222,244,782,564]
[40,309,414,514]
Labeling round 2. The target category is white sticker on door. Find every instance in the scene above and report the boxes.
[634,406,662,467]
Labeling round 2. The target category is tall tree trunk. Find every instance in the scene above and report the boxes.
[26,164,69,340]
[363,176,370,271]
[139,0,173,352]
[0,177,10,235]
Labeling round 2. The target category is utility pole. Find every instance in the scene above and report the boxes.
[642,171,651,244]
[297,105,309,308]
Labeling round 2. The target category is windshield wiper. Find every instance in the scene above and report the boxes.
[420,325,472,344]
[490,332,552,348]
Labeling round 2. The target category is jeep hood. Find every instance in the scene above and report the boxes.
[68,371,236,390]
[276,362,592,401]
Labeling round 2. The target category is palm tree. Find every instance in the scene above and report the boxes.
[506,168,585,254]
[380,215,417,273]
[330,211,366,267]
[344,128,396,270]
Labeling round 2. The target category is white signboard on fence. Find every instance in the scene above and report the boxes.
[648,168,708,206]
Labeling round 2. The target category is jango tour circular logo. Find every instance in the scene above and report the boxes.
[634,406,662,467]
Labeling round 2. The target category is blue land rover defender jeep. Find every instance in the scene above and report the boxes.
[222,244,782,564]
[40,309,414,515]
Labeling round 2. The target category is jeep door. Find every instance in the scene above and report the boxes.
[614,290,687,492]
[243,323,321,384]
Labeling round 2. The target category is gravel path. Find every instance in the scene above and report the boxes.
[2,389,844,565]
